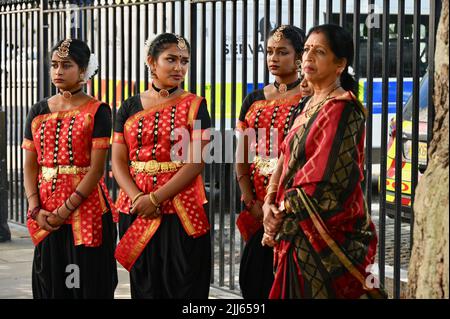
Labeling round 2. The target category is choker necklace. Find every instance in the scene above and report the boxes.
[152,82,178,98]
[274,78,302,94]
[59,88,83,99]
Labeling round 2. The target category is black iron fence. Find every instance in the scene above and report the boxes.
[0,0,440,299]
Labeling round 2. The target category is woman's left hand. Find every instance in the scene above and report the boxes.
[131,195,161,219]
[47,208,67,228]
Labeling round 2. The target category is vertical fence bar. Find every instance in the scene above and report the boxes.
[365,0,374,216]
[379,0,389,290]
[144,1,149,91]
[19,3,24,223]
[96,3,102,100]
[288,0,293,25]
[252,0,258,91]
[171,1,175,33]
[325,0,332,23]
[135,3,140,95]
[104,3,112,190]
[7,5,12,220]
[427,1,438,159]
[276,0,281,25]
[410,0,421,252]
[0,3,9,239]
[189,0,197,94]
[352,0,360,96]
[242,0,247,100]
[340,0,347,27]
[219,0,226,287]
[208,0,216,285]
[200,2,206,101]
[299,0,306,31]
[393,0,405,299]
[263,0,269,86]
[14,6,19,222]
[127,4,132,98]
[313,0,319,26]
[229,0,237,291]
[120,2,125,125]
[111,3,118,199]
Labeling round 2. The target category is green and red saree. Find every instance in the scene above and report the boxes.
[271,91,387,299]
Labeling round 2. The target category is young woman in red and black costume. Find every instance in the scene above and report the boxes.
[235,25,309,299]
[112,33,211,298]
[22,39,118,298]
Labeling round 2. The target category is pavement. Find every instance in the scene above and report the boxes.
[0,222,241,299]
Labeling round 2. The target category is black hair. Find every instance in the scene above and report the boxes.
[267,25,306,56]
[306,24,357,93]
[147,33,191,59]
[51,39,91,71]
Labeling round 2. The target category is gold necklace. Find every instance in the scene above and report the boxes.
[304,85,341,118]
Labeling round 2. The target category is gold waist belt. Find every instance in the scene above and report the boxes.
[41,165,90,182]
[253,155,278,177]
[130,160,183,175]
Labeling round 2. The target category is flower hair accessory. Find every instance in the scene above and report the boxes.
[83,53,98,81]
[347,66,355,77]
[144,33,158,67]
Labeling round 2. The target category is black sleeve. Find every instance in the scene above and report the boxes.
[238,90,265,122]
[195,99,211,130]
[92,103,112,138]
[114,99,130,133]
[24,101,47,140]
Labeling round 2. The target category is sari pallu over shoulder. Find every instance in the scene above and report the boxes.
[271,92,387,299]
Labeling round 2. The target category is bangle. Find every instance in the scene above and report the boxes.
[240,195,256,210]
[131,192,145,205]
[26,192,38,200]
[72,192,84,203]
[68,196,78,210]
[266,183,279,191]
[264,191,277,203]
[236,173,249,183]
[54,207,66,220]
[75,190,87,200]
[149,192,161,208]
[64,200,76,212]
[27,206,40,220]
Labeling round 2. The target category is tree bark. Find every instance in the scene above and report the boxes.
[408,0,449,299]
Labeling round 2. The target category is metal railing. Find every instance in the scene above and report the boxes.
[0,0,440,299]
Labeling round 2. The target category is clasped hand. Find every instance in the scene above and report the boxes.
[130,195,161,219]
[261,201,285,247]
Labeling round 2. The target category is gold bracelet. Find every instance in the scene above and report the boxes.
[266,186,278,194]
[131,192,145,205]
[148,192,161,208]
[266,182,279,191]
[264,191,277,203]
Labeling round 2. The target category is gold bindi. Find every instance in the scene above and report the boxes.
[57,39,72,59]
[272,25,286,43]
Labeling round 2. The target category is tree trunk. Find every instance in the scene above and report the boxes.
[408,0,449,299]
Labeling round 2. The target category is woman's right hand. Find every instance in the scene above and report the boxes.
[36,209,60,232]
[262,201,285,246]
[249,200,264,222]
[131,195,161,220]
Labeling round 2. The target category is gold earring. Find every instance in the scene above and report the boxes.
[295,60,302,72]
